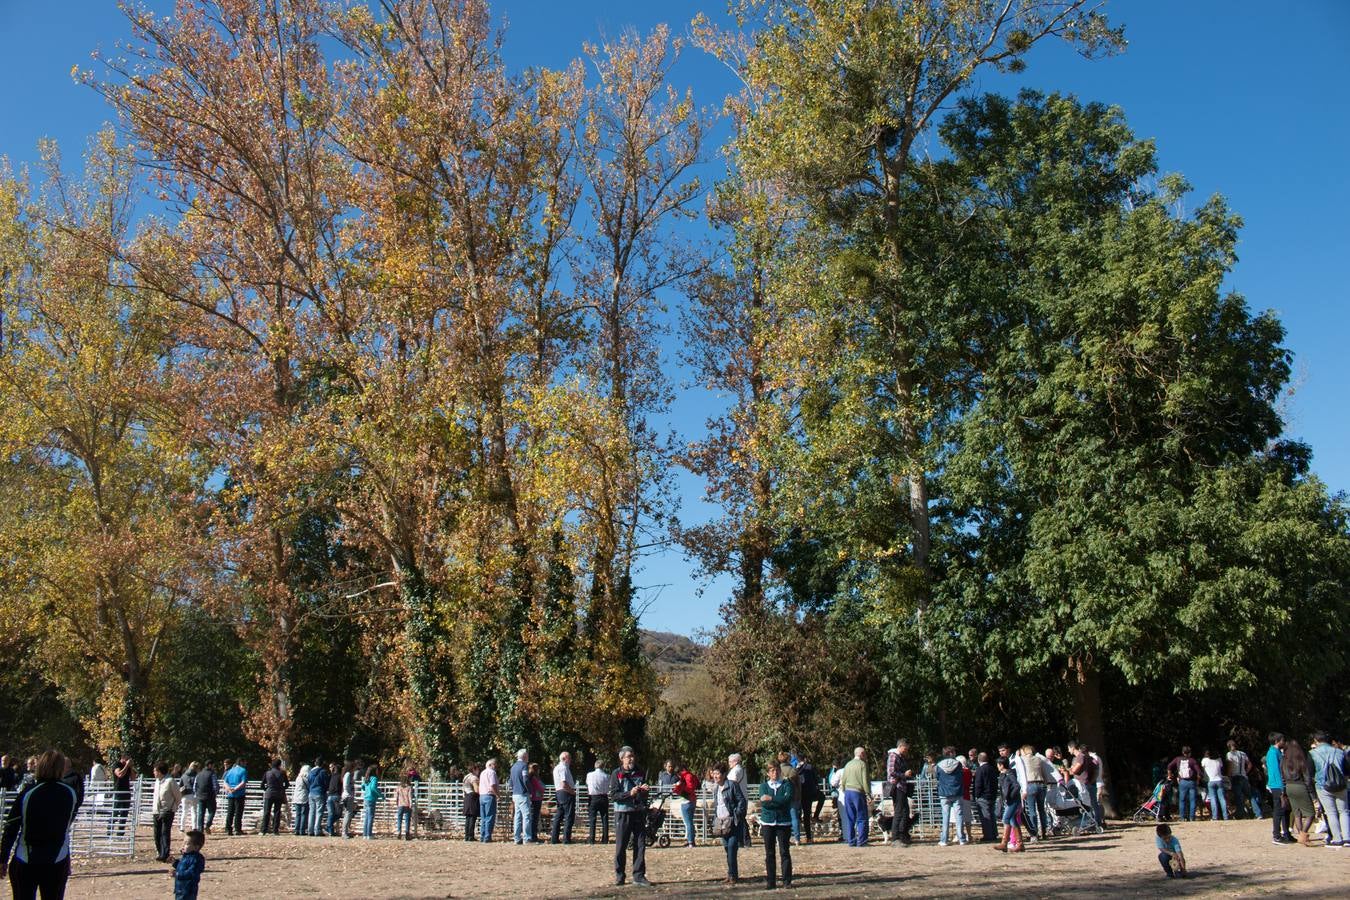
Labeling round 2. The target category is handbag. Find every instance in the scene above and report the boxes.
[713,815,735,838]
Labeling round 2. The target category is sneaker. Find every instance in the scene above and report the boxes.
[614,878,625,887]
[633,876,653,887]
[1272,838,1286,845]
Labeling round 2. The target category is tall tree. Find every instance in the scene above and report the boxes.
[935,92,1350,809]
[0,135,208,762]
[87,0,356,757]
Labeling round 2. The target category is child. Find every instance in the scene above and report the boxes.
[395,775,415,840]
[995,756,1024,853]
[1155,824,1186,878]
[173,829,206,900]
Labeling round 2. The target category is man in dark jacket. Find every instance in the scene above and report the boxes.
[973,752,999,842]
[261,760,288,835]
[609,746,652,887]
[194,763,218,833]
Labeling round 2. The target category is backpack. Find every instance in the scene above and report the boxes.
[1324,754,1347,792]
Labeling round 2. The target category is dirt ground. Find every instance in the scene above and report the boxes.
[67,819,1346,899]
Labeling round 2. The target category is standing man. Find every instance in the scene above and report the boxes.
[1015,745,1052,841]
[551,751,577,844]
[261,759,287,835]
[840,747,870,847]
[586,758,611,845]
[194,761,218,833]
[973,752,999,843]
[1068,742,1100,826]
[886,738,915,846]
[151,762,182,862]
[1226,740,1260,819]
[796,754,819,843]
[1265,733,1293,844]
[110,753,135,838]
[509,750,532,845]
[727,754,750,847]
[222,757,248,837]
[609,746,653,887]
[1309,732,1348,848]
[478,758,500,843]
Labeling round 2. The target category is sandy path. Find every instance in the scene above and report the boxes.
[66,819,1347,898]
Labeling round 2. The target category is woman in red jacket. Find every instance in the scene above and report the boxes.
[674,764,702,847]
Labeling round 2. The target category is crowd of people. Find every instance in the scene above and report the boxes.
[2,730,1347,895]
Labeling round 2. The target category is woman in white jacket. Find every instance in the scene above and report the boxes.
[291,765,312,836]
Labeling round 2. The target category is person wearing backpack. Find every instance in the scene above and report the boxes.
[1167,747,1201,822]
[179,762,199,834]
[1309,732,1348,847]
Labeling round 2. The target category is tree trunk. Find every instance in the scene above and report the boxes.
[1070,656,1117,819]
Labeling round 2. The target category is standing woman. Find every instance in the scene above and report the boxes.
[325,763,342,837]
[0,750,82,899]
[291,764,312,836]
[463,764,481,841]
[1281,740,1316,845]
[361,767,383,839]
[527,763,545,844]
[710,763,746,884]
[759,761,794,889]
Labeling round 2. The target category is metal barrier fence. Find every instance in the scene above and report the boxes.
[2,774,951,856]
[1,782,141,858]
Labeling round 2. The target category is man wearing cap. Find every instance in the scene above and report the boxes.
[609,746,653,887]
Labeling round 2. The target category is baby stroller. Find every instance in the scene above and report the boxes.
[1055,780,1102,835]
[1131,781,1169,823]
[644,794,672,848]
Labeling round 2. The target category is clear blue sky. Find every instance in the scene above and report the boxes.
[2,1,1346,636]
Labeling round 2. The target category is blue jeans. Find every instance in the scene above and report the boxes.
[1316,788,1348,845]
[681,799,695,845]
[308,796,325,834]
[1023,783,1047,836]
[789,803,801,841]
[1231,775,1261,818]
[843,790,868,846]
[1177,779,1198,821]
[1208,783,1228,820]
[326,796,342,835]
[396,806,412,837]
[480,794,497,842]
[939,796,966,844]
[362,801,376,838]
[293,801,309,835]
[513,793,533,842]
[722,831,740,880]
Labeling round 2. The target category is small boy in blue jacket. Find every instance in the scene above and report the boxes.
[173,829,206,900]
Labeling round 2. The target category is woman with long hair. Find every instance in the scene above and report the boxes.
[1281,739,1316,844]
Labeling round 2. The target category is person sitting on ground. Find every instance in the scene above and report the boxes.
[173,829,206,900]
[759,761,794,890]
[1155,823,1186,878]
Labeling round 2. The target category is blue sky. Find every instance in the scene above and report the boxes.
[2,1,1346,636]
